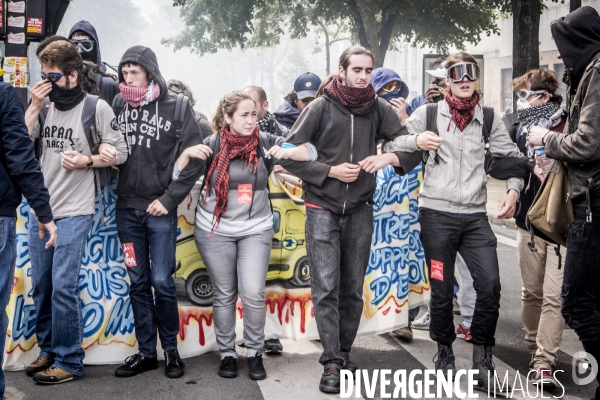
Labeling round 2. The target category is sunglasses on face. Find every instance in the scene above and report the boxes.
[300,97,315,104]
[382,82,400,92]
[447,63,480,83]
[517,89,546,100]
[70,39,94,53]
[41,72,65,83]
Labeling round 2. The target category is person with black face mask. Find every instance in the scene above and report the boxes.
[23,40,128,385]
[528,7,600,400]
[68,21,119,105]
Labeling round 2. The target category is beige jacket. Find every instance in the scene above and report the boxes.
[385,101,523,213]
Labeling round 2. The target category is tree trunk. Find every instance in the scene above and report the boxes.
[355,0,383,68]
[317,19,331,75]
[512,0,541,115]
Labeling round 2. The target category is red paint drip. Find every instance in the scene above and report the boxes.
[178,308,214,346]
[265,290,312,334]
[382,306,391,316]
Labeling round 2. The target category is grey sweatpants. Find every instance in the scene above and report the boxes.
[194,227,272,359]
[455,252,476,328]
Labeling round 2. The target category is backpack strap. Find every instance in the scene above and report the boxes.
[423,103,439,165]
[80,95,108,226]
[312,98,331,143]
[482,106,495,156]
[170,94,189,183]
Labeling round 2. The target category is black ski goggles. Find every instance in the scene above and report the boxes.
[447,63,480,83]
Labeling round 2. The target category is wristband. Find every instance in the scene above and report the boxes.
[282,143,297,149]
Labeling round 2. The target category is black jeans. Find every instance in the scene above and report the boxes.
[419,208,500,347]
[562,206,600,397]
[306,204,374,366]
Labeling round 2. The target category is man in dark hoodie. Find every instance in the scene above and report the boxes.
[279,46,412,394]
[528,6,600,399]
[112,46,204,379]
[68,21,119,105]
[0,81,56,400]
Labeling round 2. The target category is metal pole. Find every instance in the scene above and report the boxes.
[570,0,582,12]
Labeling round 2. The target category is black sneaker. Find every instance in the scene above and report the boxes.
[218,356,237,378]
[341,352,357,373]
[164,349,185,378]
[115,354,158,377]
[247,353,267,380]
[319,363,341,393]
[264,338,283,353]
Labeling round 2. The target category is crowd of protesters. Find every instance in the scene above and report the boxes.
[0,5,599,399]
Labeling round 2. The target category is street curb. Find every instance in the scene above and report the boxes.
[488,216,517,230]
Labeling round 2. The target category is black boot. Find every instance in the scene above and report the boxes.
[247,353,267,380]
[319,363,341,393]
[433,343,455,379]
[114,354,158,377]
[473,344,511,393]
[164,349,185,378]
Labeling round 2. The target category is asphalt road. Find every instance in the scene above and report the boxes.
[4,224,598,400]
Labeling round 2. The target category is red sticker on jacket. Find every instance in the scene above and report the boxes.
[238,184,253,204]
[431,260,444,281]
[122,243,137,267]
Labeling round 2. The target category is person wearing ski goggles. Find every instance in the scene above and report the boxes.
[383,52,522,394]
[446,62,481,83]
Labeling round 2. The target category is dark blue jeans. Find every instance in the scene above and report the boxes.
[306,204,374,366]
[28,213,93,376]
[418,208,500,347]
[116,208,179,358]
[0,217,16,400]
[562,206,600,397]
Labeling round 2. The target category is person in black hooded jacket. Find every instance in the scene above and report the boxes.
[112,46,204,380]
[528,7,600,399]
[68,21,119,105]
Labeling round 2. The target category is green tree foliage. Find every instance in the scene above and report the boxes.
[164,0,503,67]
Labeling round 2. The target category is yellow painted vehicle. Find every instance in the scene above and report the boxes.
[174,173,310,307]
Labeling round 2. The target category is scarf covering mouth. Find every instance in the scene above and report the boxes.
[517,101,563,135]
[49,83,86,112]
[444,91,480,132]
[203,126,260,234]
[324,77,377,115]
[119,81,161,108]
[257,112,274,132]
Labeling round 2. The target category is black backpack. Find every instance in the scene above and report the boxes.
[423,103,495,166]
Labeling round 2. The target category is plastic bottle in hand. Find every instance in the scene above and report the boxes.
[534,146,553,175]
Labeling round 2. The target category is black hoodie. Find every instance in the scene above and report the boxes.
[113,46,204,212]
[551,6,600,94]
[69,20,119,104]
[68,20,105,70]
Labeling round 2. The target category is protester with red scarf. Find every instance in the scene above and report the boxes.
[384,52,523,393]
[187,91,289,381]
[278,46,416,394]
[111,46,204,380]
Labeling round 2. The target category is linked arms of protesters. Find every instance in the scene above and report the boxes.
[277,100,337,187]
[157,103,206,212]
[382,105,440,176]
